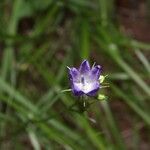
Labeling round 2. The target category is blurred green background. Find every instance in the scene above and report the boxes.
[0,0,150,149]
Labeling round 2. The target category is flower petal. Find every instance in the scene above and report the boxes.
[86,82,100,96]
[68,67,80,82]
[91,65,101,80]
[79,60,90,74]
[72,83,84,96]
[79,81,100,95]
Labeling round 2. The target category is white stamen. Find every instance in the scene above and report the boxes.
[92,62,96,68]
[67,66,70,70]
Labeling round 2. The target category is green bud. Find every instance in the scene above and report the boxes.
[99,75,108,83]
[98,94,107,101]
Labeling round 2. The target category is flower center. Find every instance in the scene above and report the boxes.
[81,76,85,85]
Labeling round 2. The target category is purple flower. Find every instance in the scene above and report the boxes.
[68,60,102,96]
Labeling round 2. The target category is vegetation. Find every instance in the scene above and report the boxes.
[0,0,150,149]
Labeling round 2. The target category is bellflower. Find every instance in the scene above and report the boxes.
[68,60,102,96]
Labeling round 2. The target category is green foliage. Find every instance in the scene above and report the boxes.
[0,0,150,149]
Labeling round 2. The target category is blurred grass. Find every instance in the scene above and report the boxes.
[0,0,150,149]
